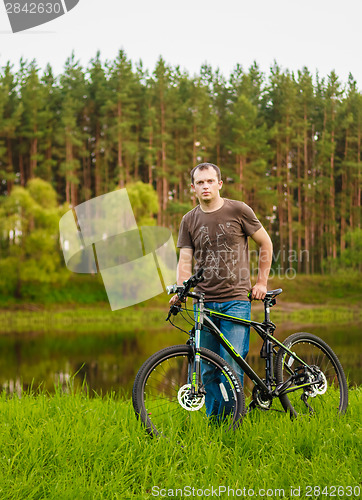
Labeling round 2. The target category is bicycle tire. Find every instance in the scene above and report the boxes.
[275,332,348,417]
[132,344,245,438]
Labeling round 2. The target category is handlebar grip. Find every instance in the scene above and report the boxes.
[166,284,178,295]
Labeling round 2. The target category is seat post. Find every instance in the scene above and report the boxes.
[264,299,271,323]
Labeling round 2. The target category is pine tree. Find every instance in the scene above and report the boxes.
[59,53,87,206]
[39,64,62,184]
[227,63,271,213]
[87,52,110,195]
[152,58,173,223]
[264,65,298,271]
[18,60,47,181]
[0,62,23,193]
[107,50,139,188]
[296,67,314,273]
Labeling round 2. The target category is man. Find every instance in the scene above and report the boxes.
[170,162,273,404]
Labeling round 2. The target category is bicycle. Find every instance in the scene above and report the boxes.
[132,269,348,438]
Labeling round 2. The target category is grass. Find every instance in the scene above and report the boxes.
[1,270,361,309]
[1,276,361,336]
[0,386,360,499]
[266,271,362,306]
[0,306,169,335]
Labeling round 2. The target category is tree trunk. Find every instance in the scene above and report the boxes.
[340,131,348,253]
[156,154,162,225]
[148,122,153,185]
[6,137,13,194]
[330,102,337,260]
[160,98,168,217]
[117,101,124,188]
[286,130,293,266]
[297,141,302,273]
[192,123,197,166]
[303,105,310,274]
[19,147,25,187]
[134,125,140,180]
[311,127,316,273]
[29,134,37,179]
[277,142,285,272]
[65,134,71,205]
[355,121,361,229]
[238,155,243,198]
[95,123,101,196]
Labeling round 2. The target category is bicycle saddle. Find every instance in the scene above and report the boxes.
[265,289,283,299]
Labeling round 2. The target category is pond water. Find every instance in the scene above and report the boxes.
[0,322,360,397]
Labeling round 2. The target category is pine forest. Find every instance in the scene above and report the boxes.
[0,50,361,286]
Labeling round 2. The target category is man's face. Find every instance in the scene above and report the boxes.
[191,167,223,203]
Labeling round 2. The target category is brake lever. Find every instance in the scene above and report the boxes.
[165,304,181,321]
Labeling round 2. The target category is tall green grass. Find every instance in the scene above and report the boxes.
[0,386,360,499]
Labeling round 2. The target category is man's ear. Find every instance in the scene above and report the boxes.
[191,184,196,192]
[218,180,223,190]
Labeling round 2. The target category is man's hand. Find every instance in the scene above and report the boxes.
[169,294,181,306]
[251,282,267,301]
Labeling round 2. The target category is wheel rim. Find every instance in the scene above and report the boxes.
[141,352,240,438]
[278,338,346,415]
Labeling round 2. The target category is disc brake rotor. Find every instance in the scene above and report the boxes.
[306,368,328,397]
[177,384,205,411]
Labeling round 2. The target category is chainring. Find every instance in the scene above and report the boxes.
[252,385,272,409]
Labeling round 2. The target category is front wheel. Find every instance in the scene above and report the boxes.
[275,332,348,417]
[132,345,245,439]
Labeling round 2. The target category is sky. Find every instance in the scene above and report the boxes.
[0,0,361,88]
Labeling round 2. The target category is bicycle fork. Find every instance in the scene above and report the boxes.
[190,296,205,397]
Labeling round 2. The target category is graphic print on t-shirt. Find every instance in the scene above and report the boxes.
[201,223,237,281]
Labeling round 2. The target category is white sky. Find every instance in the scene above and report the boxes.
[0,0,361,88]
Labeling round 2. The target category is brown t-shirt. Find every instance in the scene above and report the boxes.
[177,198,262,301]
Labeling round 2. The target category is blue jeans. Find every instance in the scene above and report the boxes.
[195,300,251,419]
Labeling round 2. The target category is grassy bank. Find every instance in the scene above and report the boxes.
[1,301,360,337]
[0,387,360,499]
[1,272,361,335]
[1,270,361,309]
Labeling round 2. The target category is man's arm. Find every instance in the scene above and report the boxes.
[169,247,193,305]
[250,227,273,300]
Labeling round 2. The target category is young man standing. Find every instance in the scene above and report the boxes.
[170,163,273,408]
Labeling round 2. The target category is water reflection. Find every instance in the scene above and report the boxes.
[0,323,360,397]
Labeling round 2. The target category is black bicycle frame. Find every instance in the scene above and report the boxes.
[201,313,271,394]
[192,298,313,398]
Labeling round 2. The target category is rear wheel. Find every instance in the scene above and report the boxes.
[132,345,245,439]
[275,332,348,417]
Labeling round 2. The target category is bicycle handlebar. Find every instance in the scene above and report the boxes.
[166,268,204,296]
[166,269,283,321]
[165,268,205,319]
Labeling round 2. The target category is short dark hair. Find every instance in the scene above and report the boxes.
[191,163,221,184]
